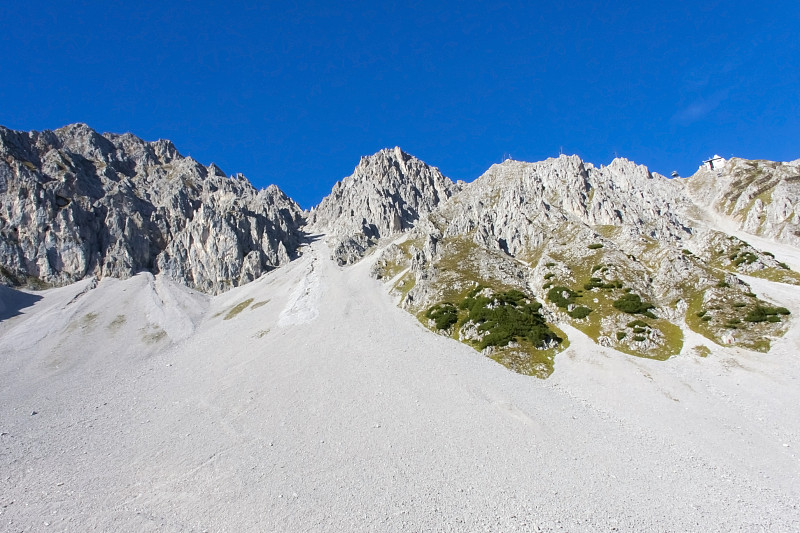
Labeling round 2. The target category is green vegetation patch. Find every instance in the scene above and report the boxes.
[460,289,562,350]
[684,289,785,352]
[141,323,167,344]
[420,285,566,378]
[693,345,712,358]
[612,293,656,318]
[224,298,254,320]
[744,306,790,323]
[568,306,592,319]
[547,286,579,309]
[108,314,127,332]
[425,302,459,330]
[587,243,604,250]
[747,267,800,285]
[250,299,270,310]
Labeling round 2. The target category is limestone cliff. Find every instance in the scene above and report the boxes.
[0,124,303,294]
[308,146,459,264]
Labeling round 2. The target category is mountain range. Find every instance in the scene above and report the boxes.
[2,124,800,530]
[3,123,800,376]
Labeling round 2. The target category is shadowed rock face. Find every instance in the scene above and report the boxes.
[0,123,304,294]
[309,146,460,264]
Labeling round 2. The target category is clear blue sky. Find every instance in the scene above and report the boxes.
[2,1,798,208]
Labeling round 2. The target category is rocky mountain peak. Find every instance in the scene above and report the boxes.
[686,157,800,246]
[0,123,304,294]
[309,146,460,264]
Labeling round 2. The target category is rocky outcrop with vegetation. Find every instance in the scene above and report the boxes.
[2,122,798,377]
[686,157,800,246]
[371,156,798,377]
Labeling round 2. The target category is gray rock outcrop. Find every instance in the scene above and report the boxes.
[436,155,692,258]
[686,157,800,246]
[308,146,459,264]
[0,123,304,294]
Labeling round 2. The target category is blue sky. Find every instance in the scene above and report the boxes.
[2,1,798,208]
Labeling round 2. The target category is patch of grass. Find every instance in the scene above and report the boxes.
[250,299,270,310]
[693,345,711,357]
[141,323,167,344]
[224,298,254,320]
[108,314,126,331]
[392,271,416,303]
[746,267,800,285]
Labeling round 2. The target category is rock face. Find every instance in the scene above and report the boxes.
[0,124,304,294]
[686,157,800,246]
[308,146,459,264]
[371,155,798,375]
[436,155,691,258]
[2,122,798,370]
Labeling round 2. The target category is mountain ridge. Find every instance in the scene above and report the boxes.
[3,122,800,375]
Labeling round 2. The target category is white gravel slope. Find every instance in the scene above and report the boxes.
[1,238,799,532]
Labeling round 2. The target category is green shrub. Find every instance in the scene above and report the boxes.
[547,286,579,309]
[696,310,707,318]
[587,243,604,250]
[616,331,627,340]
[682,249,693,255]
[744,307,767,323]
[776,307,791,315]
[545,262,556,267]
[633,335,646,342]
[732,302,746,308]
[701,315,712,322]
[425,302,459,330]
[613,293,656,317]
[716,280,729,288]
[462,290,560,349]
[544,272,555,280]
[778,262,790,270]
[627,319,648,328]
[568,306,592,319]
[767,315,781,323]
